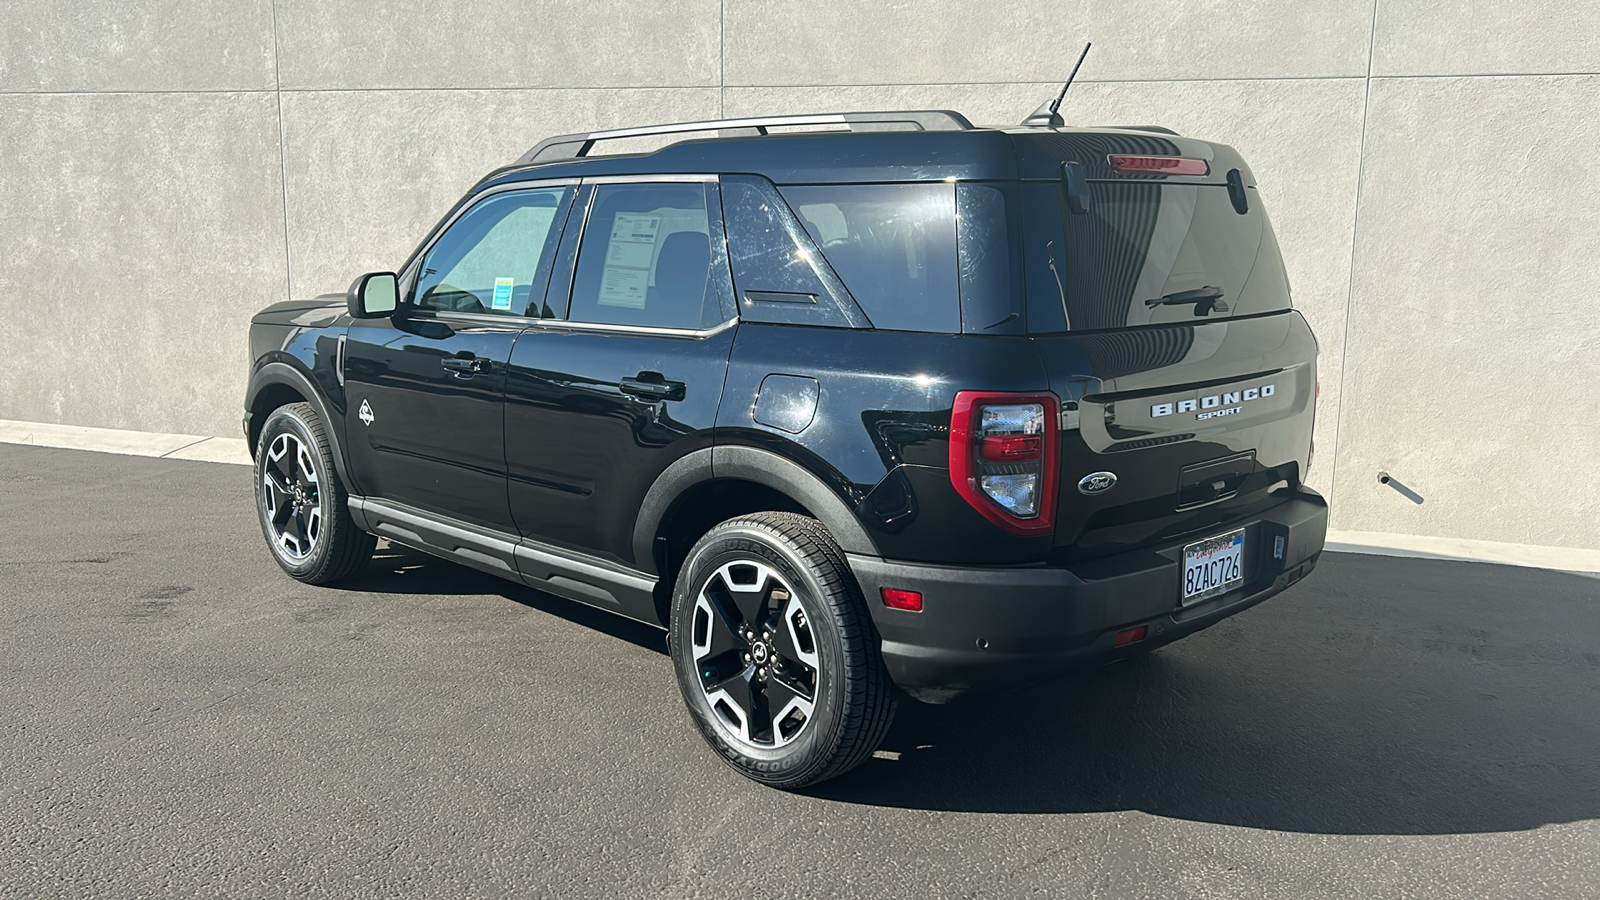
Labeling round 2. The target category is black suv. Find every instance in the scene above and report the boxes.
[245,109,1327,788]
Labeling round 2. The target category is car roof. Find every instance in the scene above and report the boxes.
[476,111,1253,190]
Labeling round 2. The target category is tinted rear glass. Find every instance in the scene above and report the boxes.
[780,183,960,333]
[1021,182,1290,333]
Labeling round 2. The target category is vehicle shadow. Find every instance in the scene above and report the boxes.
[814,555,1600,836]
[339,543,1600,836]
[335,542,667,654]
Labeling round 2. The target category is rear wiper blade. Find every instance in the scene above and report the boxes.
[1145,286,1228,314]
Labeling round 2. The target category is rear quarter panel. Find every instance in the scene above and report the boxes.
[718,323,1051,564]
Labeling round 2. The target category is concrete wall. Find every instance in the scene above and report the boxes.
[2,1,1596,552]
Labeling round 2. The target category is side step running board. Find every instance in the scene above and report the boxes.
[348,497,661,627]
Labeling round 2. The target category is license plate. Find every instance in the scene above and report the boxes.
[1182,528,1246,605]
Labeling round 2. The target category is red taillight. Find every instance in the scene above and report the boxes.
[949,391,1058,536]
[1108,154,1209,176]
[1114,626,1148,646]
[880,588,923,612]
[979,434,1042,462]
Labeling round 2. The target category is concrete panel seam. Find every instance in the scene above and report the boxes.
[272,84,731,93]
[0,86,732,97]
[271,0,292,303]
[719,0,725,118]
[721,75,1372,88]
[1,77,1390,99]
[1327,0,1381,522]
[0,89,281,96]
[13,73,1594,100]
[1368,72,1600,81]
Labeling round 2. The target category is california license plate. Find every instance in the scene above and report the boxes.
[1182,528,1245,605]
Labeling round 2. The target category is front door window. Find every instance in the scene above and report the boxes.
[414,186,572,317]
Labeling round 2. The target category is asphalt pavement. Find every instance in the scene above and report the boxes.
[3,443,1598,898]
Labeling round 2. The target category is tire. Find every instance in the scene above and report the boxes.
[253,402,376,585]
[667,512,896,789]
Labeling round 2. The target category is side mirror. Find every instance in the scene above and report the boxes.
[347,272,398,319]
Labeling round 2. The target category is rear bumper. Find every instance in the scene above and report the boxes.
[848,489,1328,701]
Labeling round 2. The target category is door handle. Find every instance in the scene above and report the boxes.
[620,373,685,402]
[441,354,490,376]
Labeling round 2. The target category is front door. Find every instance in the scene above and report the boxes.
[343,183,576,532]
[504,177,737,568]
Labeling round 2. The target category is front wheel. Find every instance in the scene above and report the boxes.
[254,402,375,584]
[668,512,896,789]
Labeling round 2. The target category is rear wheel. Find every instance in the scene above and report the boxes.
[668,512,896,789]
[254,402,375,584]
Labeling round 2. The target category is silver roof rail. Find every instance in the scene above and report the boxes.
[515,110,975,164]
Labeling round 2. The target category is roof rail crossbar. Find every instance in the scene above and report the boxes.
[516,110,975,164]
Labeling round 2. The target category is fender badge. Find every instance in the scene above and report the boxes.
[1078,471,1117,495]
[358,399,375,426]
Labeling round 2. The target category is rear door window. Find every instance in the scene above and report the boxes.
[779,183,960,333]
[1021,182,1290,332]
[567,182,724,330]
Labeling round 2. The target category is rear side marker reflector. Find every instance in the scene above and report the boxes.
[881,588,923,612]
[1108,155,1209,176]
[1114,626,1148,646]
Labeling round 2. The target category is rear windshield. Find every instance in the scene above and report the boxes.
[1021,182,1290,332]
[780,183,960,333]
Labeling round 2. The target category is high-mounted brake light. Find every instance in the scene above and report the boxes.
[1108,155,1209,176]
[949,392,1058,535]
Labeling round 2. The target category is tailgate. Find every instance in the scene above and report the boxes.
[1004,135,1319,561]
[1042,311,1317,560]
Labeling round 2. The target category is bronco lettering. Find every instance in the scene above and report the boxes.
[1152,383,1276,419]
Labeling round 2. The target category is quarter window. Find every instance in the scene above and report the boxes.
[414,186,571,316]
[567,183,720,330]
[780,183,960,333]
[721,176,862,329]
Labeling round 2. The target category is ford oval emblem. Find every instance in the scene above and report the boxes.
[1078,471,1118,495]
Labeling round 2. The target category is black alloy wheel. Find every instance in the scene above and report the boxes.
[690,557,821,750]
[669,512,896,789]
[253,402,375,584]
[261,430,321,561]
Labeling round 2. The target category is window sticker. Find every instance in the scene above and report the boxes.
[491,276,515,311]
[598,213,661,308]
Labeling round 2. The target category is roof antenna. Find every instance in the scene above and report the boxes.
[1022,42,1092,127]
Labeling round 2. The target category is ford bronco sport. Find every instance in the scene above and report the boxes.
[245,109,1327,788]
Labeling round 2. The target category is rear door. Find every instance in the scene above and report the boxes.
[503,176,737,570]
[1015,158,1317,563]
[342,183,575,532]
